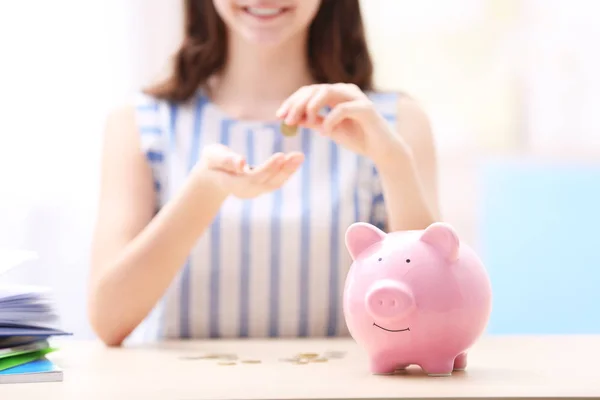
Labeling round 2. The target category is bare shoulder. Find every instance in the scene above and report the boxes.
[97,101,153,193]
[103,104,139,148]
[107,103,136,125]
[97,101,154,205]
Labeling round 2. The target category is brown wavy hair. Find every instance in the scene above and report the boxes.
[144,0,374,103]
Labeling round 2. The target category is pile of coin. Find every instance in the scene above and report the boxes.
[179,352,236,361]
[216,358,262,366]
[323,350,347,359]
[180,352,260,366]
[180,349,346,366]
[279,350,346,365]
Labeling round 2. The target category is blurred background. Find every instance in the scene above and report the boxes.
[0,0,598,339]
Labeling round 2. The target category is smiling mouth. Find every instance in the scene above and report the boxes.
[373,323,410,333]
[242,6,289,19]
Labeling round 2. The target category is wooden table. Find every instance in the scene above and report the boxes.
[1,335,599,399]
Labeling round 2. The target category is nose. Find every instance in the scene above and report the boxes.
[365,280,415,321]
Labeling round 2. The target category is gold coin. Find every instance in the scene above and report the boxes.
[298,352,319,359]
[323,351,346,359]
[310,358,328,363]
[200,353,221,359]
[179,355,205,360]
[280,122,298,137]
[218,361,237,366]
[294,360,309,365]
[241,359,262,364]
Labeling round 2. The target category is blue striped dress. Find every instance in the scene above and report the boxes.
[130,89,398,341]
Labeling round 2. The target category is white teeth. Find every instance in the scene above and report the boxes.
[246,7,282,16]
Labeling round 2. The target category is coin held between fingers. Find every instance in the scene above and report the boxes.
[280,122,298,137]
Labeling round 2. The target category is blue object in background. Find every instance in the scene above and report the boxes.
[478,158,600,335]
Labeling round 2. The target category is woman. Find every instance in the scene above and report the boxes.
[88,0,440,346]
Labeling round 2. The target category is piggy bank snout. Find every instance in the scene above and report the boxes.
[366,280,415,321]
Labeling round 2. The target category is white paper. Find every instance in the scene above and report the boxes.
[0,249,38,276]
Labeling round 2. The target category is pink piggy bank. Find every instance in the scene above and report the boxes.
[343,222,492,376]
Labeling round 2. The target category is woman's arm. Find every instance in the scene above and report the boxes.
[88,106,228,347]
[375,96,441,231]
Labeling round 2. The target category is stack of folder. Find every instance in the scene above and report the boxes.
[0,250,71,384]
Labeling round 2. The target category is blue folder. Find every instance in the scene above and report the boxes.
[0,357,63,384]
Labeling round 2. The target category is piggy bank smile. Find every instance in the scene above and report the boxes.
[372,323,410,333]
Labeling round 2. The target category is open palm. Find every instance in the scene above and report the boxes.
[196,144,304,199]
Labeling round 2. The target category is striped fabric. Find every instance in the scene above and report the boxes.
[132,89,398,340]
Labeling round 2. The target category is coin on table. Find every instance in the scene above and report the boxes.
[280,122,298,137]
[179,355,205,360]
[310,358,328,363]
[298,352,319,359]
[218,361,237,366]
[241,359,261,364]
[323,351,346,359]
[181,353,221,360]
[196,353,219,359]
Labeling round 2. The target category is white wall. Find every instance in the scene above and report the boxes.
[0,1,151,338]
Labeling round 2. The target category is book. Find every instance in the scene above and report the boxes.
[0,284,69,334]
[0,348,57,372]
[0,357,63,384]
[0,336,51,348]
[0,339,50,358]
[0,248,71,338]
[0,248,70,382]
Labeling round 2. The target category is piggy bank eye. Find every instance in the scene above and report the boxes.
[406,259,411,263]
[378,257,382,262]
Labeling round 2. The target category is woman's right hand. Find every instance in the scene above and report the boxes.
[194,143,304,199]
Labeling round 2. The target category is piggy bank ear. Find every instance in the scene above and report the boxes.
[420,222,460,262]
[345,223,387,260]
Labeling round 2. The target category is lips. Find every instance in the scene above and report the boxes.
[241,5,290,19]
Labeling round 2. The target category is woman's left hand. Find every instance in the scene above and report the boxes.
[276,83,409,166]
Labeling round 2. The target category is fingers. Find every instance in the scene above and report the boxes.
[322,99,374,134]
[305,86,331,126]
[203,144,246,173]
[276,83,363,128]
[279,86,317,126]
[245,152,286,184]
[276,87,307,120]
[263,152,304,189]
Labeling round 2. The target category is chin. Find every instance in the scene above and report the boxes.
[214,0,321,47]
[238,27,292,47]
